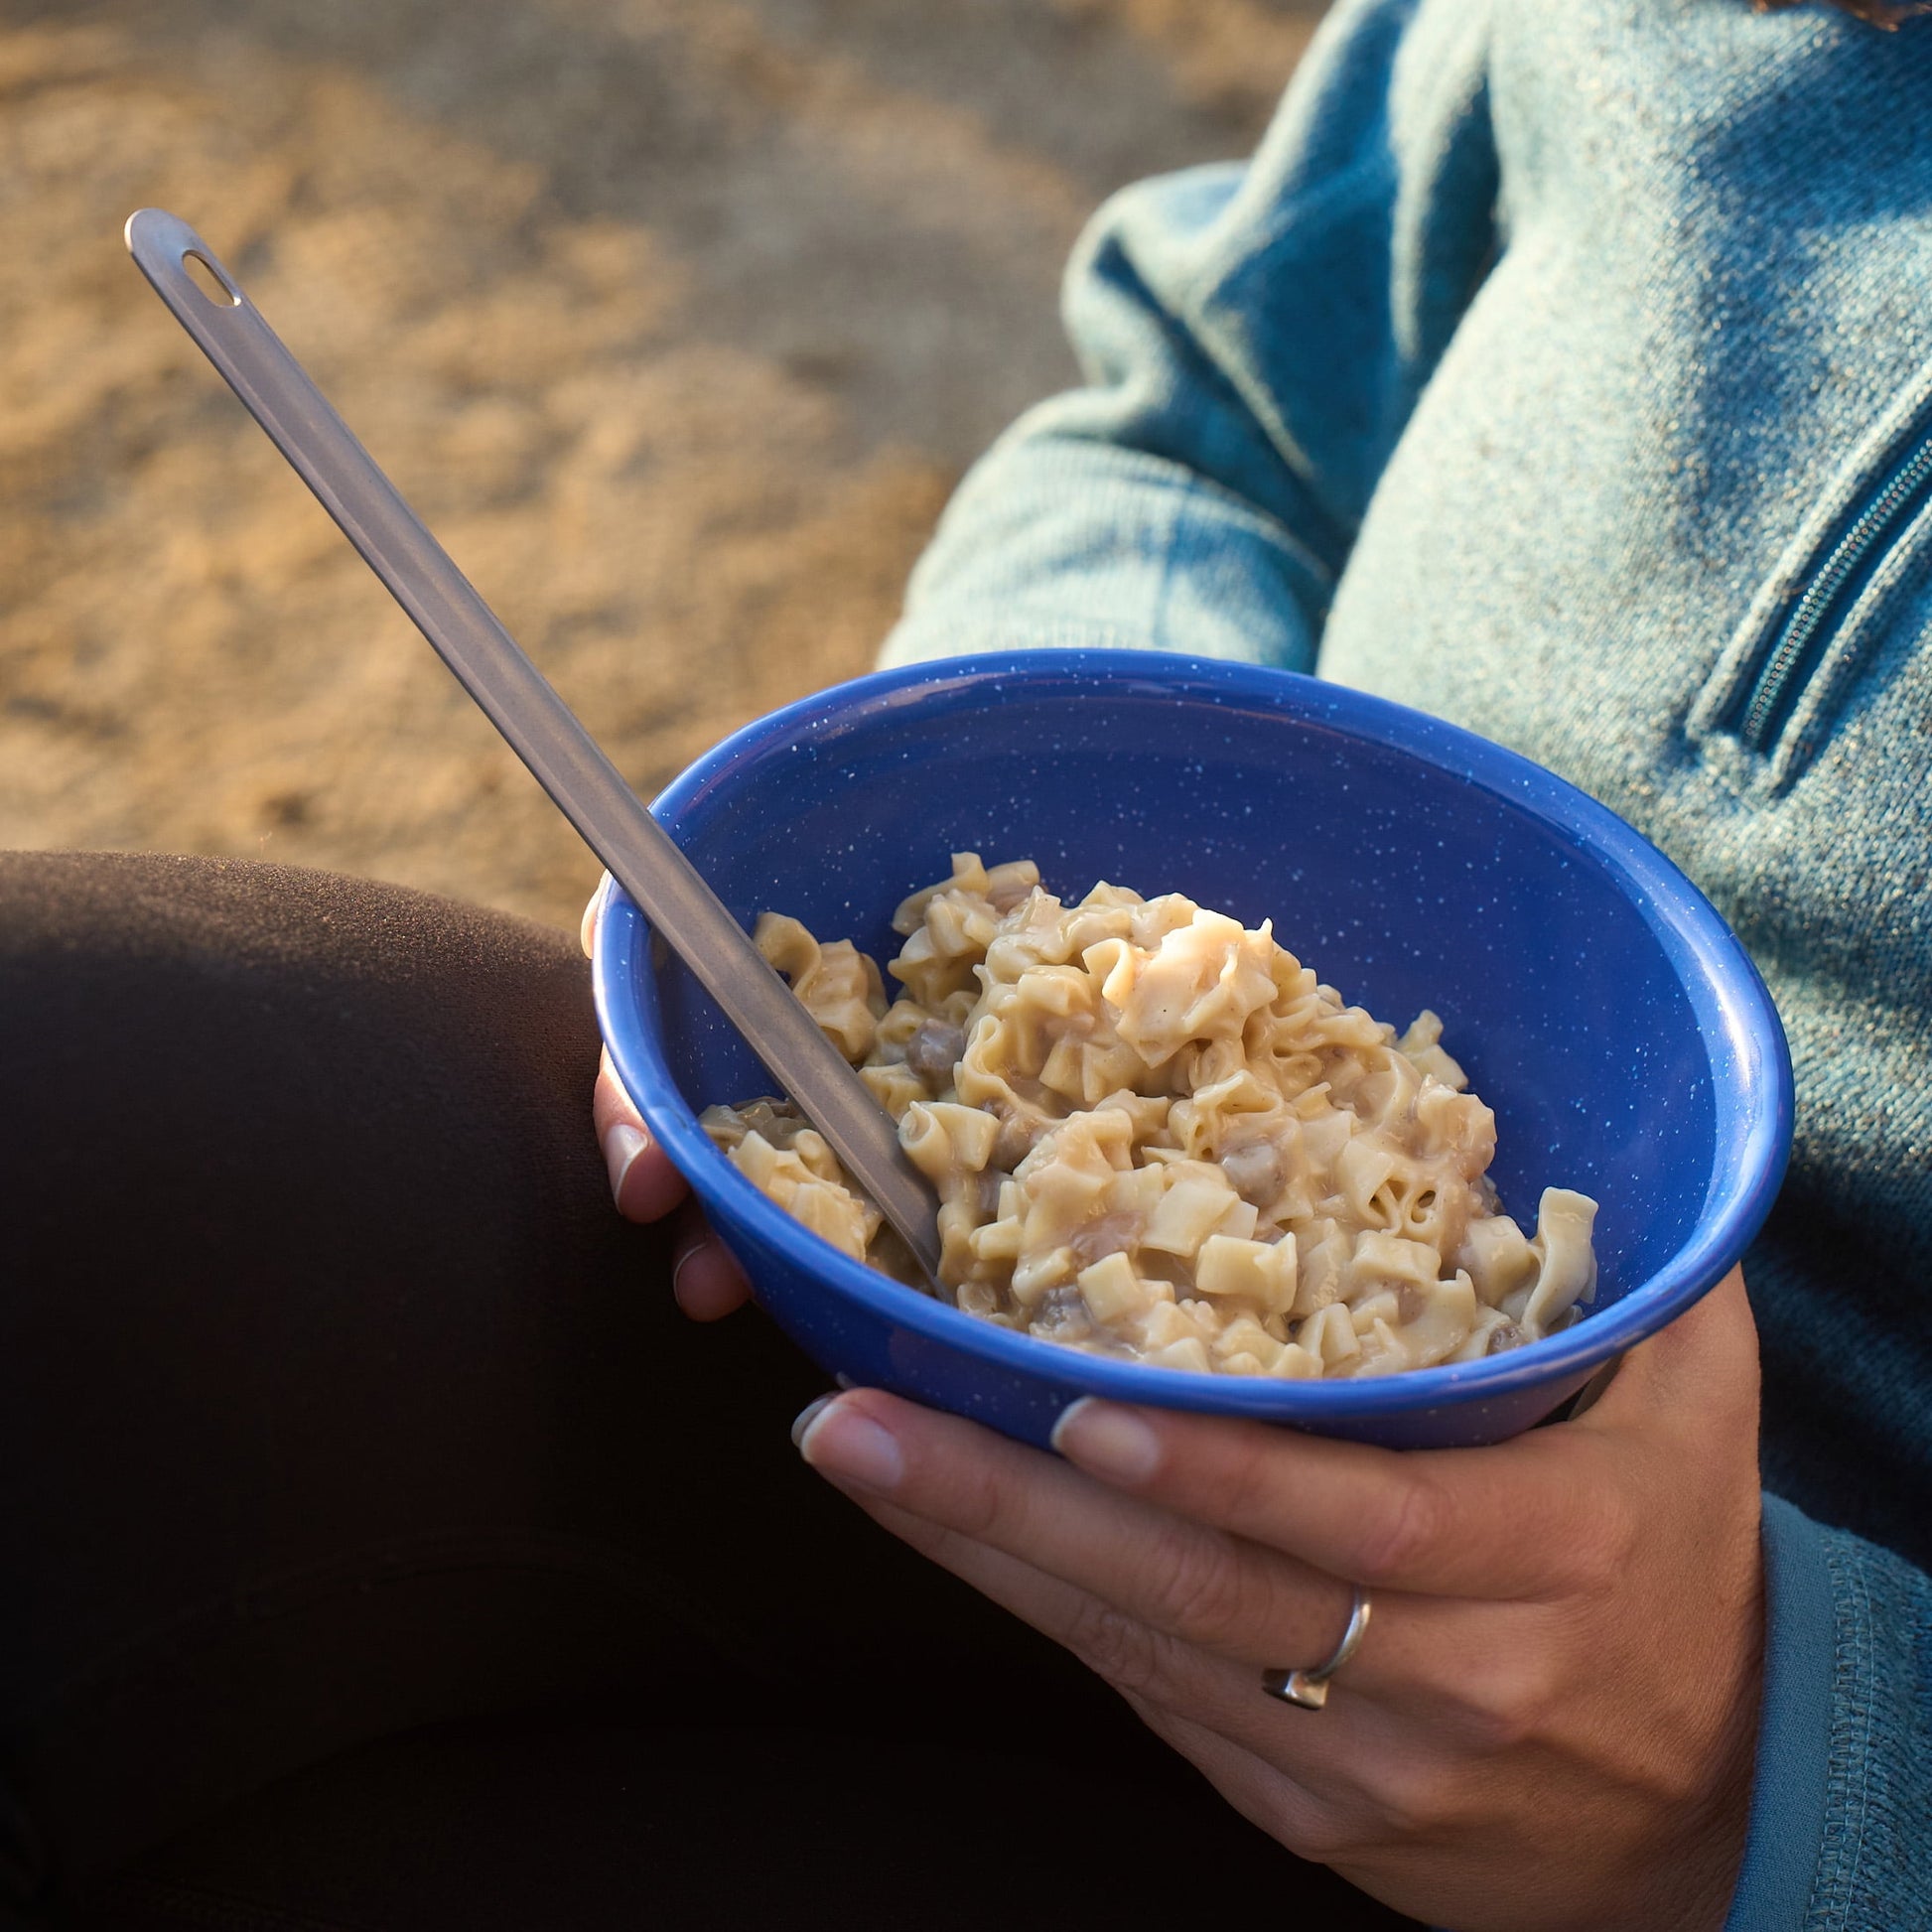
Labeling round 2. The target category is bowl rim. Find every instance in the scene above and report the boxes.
[593,647,1794,1421]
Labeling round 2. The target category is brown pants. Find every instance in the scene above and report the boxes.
[0,852,1415,1931]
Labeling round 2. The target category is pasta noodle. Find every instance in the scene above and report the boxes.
[701,855,1598,1379]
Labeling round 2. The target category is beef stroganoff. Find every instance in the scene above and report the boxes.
[701,855,1597,1379]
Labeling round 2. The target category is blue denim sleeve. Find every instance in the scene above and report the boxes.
[880,0,1499,672]
[1726,1496,1932,1929]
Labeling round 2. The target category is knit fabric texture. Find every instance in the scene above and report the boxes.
[879,0,1932,1922]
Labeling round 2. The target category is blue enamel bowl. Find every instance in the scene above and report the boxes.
[593,650,1792,1449]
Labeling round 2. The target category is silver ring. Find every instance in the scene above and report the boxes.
[1261,1587,1372,1710]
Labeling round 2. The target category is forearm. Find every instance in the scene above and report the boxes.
[883,0,1501,678]
[882,438,1331,672]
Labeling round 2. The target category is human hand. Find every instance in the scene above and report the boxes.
[581,881,752,1318]
[792,1268,1765,1932]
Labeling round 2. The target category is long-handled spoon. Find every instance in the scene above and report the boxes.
[125,207,945,1290]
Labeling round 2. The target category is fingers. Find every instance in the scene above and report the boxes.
[811,1435,1431,1836]
[586,891,670,1224]
[591,1045,645,1141]
[579,877,609,960]
[590,1045,751,1314]
[1049,1395,1629,1601]
[846,1483,1340,1763]
[793,1392,1573,1864]
[603,1121,689,1224]
[1045,1270,1761,1603]
[584,896,752,1317]
[847,1449,1555,1843]
[856,1486,1245,1704]
[796,1389,1354,1670]
[670,1203,754,1318]
[594,1048,689,1223]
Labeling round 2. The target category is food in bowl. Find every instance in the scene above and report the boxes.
[702,853,1597,1380]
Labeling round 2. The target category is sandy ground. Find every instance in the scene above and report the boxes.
[0,0,1321,929]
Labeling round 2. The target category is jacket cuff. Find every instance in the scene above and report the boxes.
[1724,1494,1834,1930]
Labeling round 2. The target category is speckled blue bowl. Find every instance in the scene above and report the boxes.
[594,650,1791,1449]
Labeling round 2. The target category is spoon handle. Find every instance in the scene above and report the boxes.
[125,207,944,1288]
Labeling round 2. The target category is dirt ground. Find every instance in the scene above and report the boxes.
[0,0,1322,929]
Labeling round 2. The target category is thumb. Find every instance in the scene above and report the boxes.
[1583,1264,1759,1446]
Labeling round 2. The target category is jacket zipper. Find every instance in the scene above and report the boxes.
[1730,425,1932,753]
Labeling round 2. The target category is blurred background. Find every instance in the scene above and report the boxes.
[0,0,1323,929]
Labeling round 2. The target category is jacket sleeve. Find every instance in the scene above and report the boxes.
[878,0,1500,674]
[1726,1496,1932,1929]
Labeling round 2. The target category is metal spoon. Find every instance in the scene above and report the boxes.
[124,207,945,1290]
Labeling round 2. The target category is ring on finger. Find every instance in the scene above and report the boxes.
[1261,1586,1372,1710]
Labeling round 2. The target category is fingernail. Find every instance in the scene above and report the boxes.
[796,1400,904,1493]
[603,1121,648,1206]
[580,877,610,959]
[789,1393,837,1449]
[669,1244,700,1308]
[1051,1398,1161,1483]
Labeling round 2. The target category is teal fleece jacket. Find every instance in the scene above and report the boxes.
[879,1,1932,1923]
